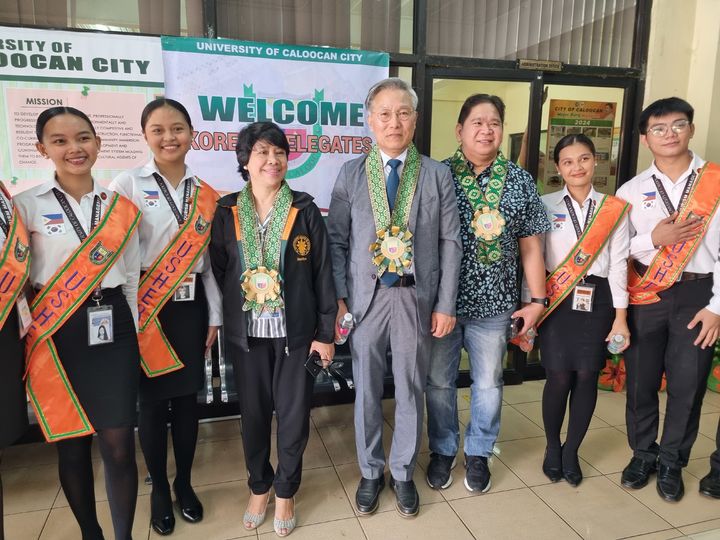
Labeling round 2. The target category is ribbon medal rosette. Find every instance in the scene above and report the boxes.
[450,147,509,264]
[237,181,292,313]
[366,144,420,279]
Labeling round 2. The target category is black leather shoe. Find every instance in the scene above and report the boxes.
[621,457,657,489]
[542,447,562,483]
[173,483,204,523]
[355,476,384,515]
[699,469,720,499]
[561,448,583,488]
[656,464,684,502]
[389,477,419,518]
[150,489,175,536]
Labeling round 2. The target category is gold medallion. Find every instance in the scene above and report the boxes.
[241,266,281,307]
[471,207,506,242]
[370,226,413,275]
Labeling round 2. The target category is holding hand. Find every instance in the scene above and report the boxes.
[605,319,631,353]
[205,325,220,356]
[310,340,335,368]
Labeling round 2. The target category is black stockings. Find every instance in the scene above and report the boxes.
[138,393,199,515]
[56,427,137,540]
[542,369,599,468]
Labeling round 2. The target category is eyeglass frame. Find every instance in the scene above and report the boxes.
[372,108,417,123]
[646,118,691,137]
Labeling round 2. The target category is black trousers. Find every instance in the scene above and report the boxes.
[625,278,714,467]
[232,337,313,498]
[710,418,720,472]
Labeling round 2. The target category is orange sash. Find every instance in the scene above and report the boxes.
[137,181,218,377]
[0,202,31,330]
[512,195,630,348]
[628,163,720,305]
[25,194,140,442]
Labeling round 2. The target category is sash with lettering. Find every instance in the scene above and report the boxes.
[137,180,218,377]
[25,194,140,442]
[629,162,720,305]
[512,194,630,349]
[0,182,30,330]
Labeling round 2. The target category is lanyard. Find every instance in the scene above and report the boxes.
[563,195,596,239]
[0,194,11,236]
[52,188,102,242]
[652,171,696,216]
[153,173,193,225]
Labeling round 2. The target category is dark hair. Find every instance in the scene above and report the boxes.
[36,106,96,141]
[140,97,193,131]
[457,94,505,125]
[638,97,694,135]
[235,122,290,181]
[553,134,596,164]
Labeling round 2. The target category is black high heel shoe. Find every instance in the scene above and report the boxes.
[173,482,204,523]
[561,446,583,488]
[542,447,563,483]
[150,488,175,536]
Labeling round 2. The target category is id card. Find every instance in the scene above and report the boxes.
[173,273,196,302]
[572,283,595,312]
[16,292,33,338]
[87,305,114,346]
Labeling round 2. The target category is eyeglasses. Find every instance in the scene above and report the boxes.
[374,109,415,123]
[647,119,691,137]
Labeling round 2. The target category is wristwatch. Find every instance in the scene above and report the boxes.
[530,297,549,307]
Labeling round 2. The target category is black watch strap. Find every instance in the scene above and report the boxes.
[530,297,549,307]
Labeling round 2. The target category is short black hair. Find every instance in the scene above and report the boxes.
[553,134,596,164]
[235,122,290,181]
[457,94,505,125]
[140,97,193,131]
[36,106,96,141]
[639,97,694,135]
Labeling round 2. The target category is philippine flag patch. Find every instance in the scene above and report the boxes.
[42,213,66,235]
[143,190,160,208]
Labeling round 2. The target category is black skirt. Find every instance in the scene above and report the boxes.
[0,307,29,448]
[538,275,615,371]
[51,286,140,430]
[139,276,209,402]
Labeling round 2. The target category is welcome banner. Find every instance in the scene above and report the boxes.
[161,36,389,209]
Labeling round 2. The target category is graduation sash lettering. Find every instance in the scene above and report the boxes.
[137,180,218,377]
[25,194,140,442]
[628,162,720,305]
[512,195,629,348]
[0,193,30,330]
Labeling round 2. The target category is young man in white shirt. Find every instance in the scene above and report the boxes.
[616,97,720,502]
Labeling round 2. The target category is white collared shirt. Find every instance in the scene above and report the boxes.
[111,159,222,325]
[616,152,720,314]
[540,186,630,308]
[379,148,408,181]
[13,179,141,323]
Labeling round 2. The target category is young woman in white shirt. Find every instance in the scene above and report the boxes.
[537,134,630,487]
[15,106,141,540]
[111,98,221,536]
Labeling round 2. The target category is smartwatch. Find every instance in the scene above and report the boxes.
[530,297,549,307]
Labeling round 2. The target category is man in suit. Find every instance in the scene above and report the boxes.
[327,77,462,518]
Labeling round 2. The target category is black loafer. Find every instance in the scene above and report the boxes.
[656,464,684,502]
[355,476,384,515]
[173,484,204,523]
[699,469,720,499]
[150,489,175,535]
[151,515,175,536]
[389,477,419,518]
[542,448,562,483]
[561,446,583,487]
[621,456,657,489]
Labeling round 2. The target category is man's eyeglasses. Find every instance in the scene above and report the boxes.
[374,109,415,123]
[647,119,691,137]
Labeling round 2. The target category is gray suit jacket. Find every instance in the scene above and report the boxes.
[327,151,462,332]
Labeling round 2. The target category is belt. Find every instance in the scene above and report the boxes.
[393,274,415,287]
[633,260,711,283]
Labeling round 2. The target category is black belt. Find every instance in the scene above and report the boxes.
[633,260,711,283]
[393,274,415,287]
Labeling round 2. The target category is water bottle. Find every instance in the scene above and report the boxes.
[607,334,626,354]
[335,313,354,345]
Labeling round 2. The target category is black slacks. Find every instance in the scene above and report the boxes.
[625,278,714,467]
[232,337,314,498]
[710,418,720,472]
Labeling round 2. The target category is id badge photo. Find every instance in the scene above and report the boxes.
[572,283,596,312]
[173,273,196,302]
[88,305,114,346]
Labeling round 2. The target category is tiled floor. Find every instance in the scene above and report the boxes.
[3,382,720,539]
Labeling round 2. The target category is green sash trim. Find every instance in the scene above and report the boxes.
[237,181,292,312]
[365,144,420,277]
[449,147,509,265]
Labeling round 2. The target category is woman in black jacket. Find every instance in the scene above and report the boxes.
[209,121,336,537]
